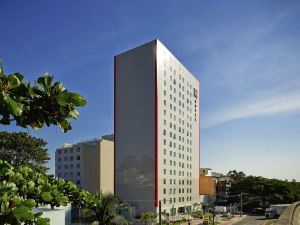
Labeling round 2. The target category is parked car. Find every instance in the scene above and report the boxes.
[223,212,231,217]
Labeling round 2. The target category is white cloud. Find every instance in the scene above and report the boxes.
[202,90,300,128]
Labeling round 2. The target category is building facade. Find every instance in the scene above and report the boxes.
[115,40,200,215]
[55,135,114,194]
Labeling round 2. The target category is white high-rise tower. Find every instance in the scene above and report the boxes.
[114,40,200,216]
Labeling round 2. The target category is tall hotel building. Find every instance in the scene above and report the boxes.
[115,40,200,215]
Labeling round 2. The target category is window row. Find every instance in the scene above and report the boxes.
[57,164,80,169]
[162,178,193,186]
[57,147,80,154]
[57,156,80,162]
[162,196,192,204]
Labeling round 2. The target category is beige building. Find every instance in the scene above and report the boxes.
[115,40,200,216]
[55,135,114,194]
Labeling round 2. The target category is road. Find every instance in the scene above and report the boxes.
[231,215,269,225]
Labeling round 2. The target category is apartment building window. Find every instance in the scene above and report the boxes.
[77,164,80,168]
[163,159,166,165]
[70,164,73,169]
[70,148,73,153]
[76,180,80,185]
[64,149,68,153]
[163,179,166,184]
[64,165,68,169]
[163,198,166,204]
[77,156,80,160]
[77,172,80,176]
[70,156,73,161]
[57,150,61,154]
[76,147,80,152]
[57,165,61,169]
[163,189,166,194]
[58,158,61,162]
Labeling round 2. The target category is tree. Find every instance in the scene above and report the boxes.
[227,172,300,211]
[88,193,128,225]
[0,61,86,132]
[0,160,129,225]
[0,132,50,173]
[141,212,155,225]
[227,170,246,181]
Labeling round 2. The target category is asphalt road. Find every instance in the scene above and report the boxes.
[232,215,268,225]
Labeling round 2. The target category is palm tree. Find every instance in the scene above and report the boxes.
[89,193,129,225]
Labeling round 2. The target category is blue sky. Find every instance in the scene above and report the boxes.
[1,0,300,180]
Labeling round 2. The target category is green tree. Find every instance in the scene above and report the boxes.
[227,170,246,181]
[88,193,128,225]
[0,132,50,173]
[0,61,86,132]
[228,172,300,211]
[141,212,155,225]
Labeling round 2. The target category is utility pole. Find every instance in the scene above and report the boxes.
[240,192,243,217]
[159,200,162,225]
[212,195,216,225]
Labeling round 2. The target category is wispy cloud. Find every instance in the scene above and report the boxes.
[176,10,300,128]
[202,90,300,128]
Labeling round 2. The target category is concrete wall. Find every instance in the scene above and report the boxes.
[33,204,71,225]
[100,139,114,194]
[115,40,156,215]
[199,175,216,196]
[82,141,101,193]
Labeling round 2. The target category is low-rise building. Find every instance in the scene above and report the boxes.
[55,135,114,194]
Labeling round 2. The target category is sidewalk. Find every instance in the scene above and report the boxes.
[219,215,247,225]
[177,215,246,225]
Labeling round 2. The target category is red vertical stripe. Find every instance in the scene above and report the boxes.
[114,56,116,195]
[198,81,200,195]
[154,40,158,208]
